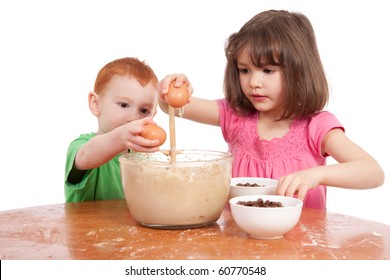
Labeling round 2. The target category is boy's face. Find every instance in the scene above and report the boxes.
[92,75,158,134]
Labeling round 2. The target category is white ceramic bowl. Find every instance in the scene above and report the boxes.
[229,195,303,239]
[229,177,278,199]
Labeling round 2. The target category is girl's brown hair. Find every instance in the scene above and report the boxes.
[94,57,158,95]
[224,10,329,119]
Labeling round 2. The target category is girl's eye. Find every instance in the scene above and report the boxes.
[238,68,249,74]
[118,102,129,108]
[263,68,274,74]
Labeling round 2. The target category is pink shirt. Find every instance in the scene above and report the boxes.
[217,99,344,210]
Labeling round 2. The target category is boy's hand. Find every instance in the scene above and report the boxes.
[120,117,161,153]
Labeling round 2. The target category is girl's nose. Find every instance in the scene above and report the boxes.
[250,73,263,88]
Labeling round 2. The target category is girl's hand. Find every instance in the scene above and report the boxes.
[158,73,194,102]
[119,117,161,153]
[276,169,321,201]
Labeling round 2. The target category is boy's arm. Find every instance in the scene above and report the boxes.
[74,118,160,171]
[74,129,126,171]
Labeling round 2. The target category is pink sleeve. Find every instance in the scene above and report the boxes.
[308,111,345,157]
[217,99,241,144]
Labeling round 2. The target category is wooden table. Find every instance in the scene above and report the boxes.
[0,199,389,260]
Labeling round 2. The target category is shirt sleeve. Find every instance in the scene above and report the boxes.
[64,133,96,201]
[217,99,242,144]
[308,111,345,157]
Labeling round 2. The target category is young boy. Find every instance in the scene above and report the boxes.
[65,57,161,202]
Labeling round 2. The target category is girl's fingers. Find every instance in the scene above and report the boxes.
[160,74,180,94]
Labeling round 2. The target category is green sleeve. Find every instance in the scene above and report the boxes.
[64,133,124,202]
[64,133,97,202]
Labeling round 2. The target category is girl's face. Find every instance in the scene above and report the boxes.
[92,75,157,134]
[237,50,286,118]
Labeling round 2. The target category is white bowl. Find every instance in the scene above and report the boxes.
[229,195,303,239]
[229,177,278,199]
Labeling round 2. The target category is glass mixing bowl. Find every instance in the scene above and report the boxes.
[119,150,232,229]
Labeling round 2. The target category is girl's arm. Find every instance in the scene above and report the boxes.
[277,128,385,200]
[158,74,220,126]
[319,128,384,188]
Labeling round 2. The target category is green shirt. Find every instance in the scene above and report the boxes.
[64,133,125,202]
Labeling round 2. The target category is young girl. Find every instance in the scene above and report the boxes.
[65,57,161,202]
[159,10,384,210]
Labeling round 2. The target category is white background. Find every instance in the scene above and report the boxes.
[0,0,388,225]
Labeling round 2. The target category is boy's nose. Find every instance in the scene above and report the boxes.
[126,110,141,123]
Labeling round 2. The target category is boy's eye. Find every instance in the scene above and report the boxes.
[140,108,150,115]
[118,102,129,108]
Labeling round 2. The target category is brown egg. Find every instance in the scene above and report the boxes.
[140,124,167,146]
[166,82,189,108]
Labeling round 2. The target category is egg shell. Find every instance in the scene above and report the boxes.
[140,124,167,146]
[166,83,189,108]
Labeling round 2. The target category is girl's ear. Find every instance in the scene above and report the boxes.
[88,91,100,117]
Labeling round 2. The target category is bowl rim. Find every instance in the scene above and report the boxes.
[230,177,278,188]
[229,194,303,209]
[119,149,232,166]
